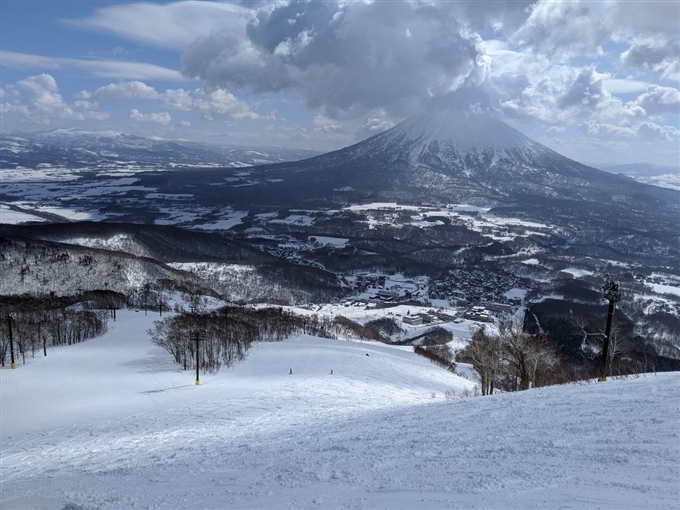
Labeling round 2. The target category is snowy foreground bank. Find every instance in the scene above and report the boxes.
[1,310,678,509]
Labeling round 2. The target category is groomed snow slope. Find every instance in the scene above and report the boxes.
[1,310,678,509]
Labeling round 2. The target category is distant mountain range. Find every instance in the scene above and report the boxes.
[596,162,680,191]
[0,129,320,170]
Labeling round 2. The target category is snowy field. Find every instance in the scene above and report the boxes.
[1,310,679,509]
[0,204,46,224]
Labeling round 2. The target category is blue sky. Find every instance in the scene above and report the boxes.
[1,0,679,166]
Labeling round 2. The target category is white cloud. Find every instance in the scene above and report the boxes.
[1,74,108,125]
[194,88,256,119]
[72,100,99,110]
[0,51,186,81]
[637,121,680,141]
[181,1,486,119]
[161,87,257,120]
[515,0,679,57]
[603,79,650,95]
[363,116,395,134]
[621,38,680,83]
[584,119,679,142]
[313,115,343,134]
[583,120,637,139]
[494,62,655,128]
[161,89,194,111]
[497,66,577,125]
[76,1,253,51]
[129,109,171,124]
[634,85,680,116]
[558,68,609,112]
[509,0,680,88]
[515,1,609,58]
[92,81,160,100]
[169,0,680,144]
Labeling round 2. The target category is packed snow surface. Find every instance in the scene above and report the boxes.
[1,310,678,509]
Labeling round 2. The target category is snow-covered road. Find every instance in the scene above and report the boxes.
[1,310,678,509]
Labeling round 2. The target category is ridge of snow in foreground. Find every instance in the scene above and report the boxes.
[1,310,678,509]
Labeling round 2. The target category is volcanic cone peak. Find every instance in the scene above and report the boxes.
[294,109,658,209]
[142,108,677,223]
[359,111,555,172]
[384,111,536,150]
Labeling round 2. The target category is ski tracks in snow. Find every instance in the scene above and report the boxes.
[2,310,678,509]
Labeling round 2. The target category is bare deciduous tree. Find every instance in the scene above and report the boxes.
[460,326,502,395]
[500,317,561,391]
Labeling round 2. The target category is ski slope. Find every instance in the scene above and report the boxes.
[1,310,678,509]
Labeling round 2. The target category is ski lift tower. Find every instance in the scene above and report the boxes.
[598,275,621,382]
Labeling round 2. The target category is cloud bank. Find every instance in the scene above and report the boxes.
[172,0,679,147]
[1,74,108,125]
[181,1,489,118]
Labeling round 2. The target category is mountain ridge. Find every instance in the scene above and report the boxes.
[1,130,321,170]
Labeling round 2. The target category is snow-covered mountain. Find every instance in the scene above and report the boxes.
[143,111,676,256]
[323,111,604,198]
[187,111,676,210]
[0,129,320,170]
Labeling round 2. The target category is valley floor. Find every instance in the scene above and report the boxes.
[1,310,678,509]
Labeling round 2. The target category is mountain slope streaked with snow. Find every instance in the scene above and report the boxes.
[158,111,679,222]
[1,309,678,509]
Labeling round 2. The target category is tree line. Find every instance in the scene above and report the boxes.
[0,292,113,366]
[148,306,400,373]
